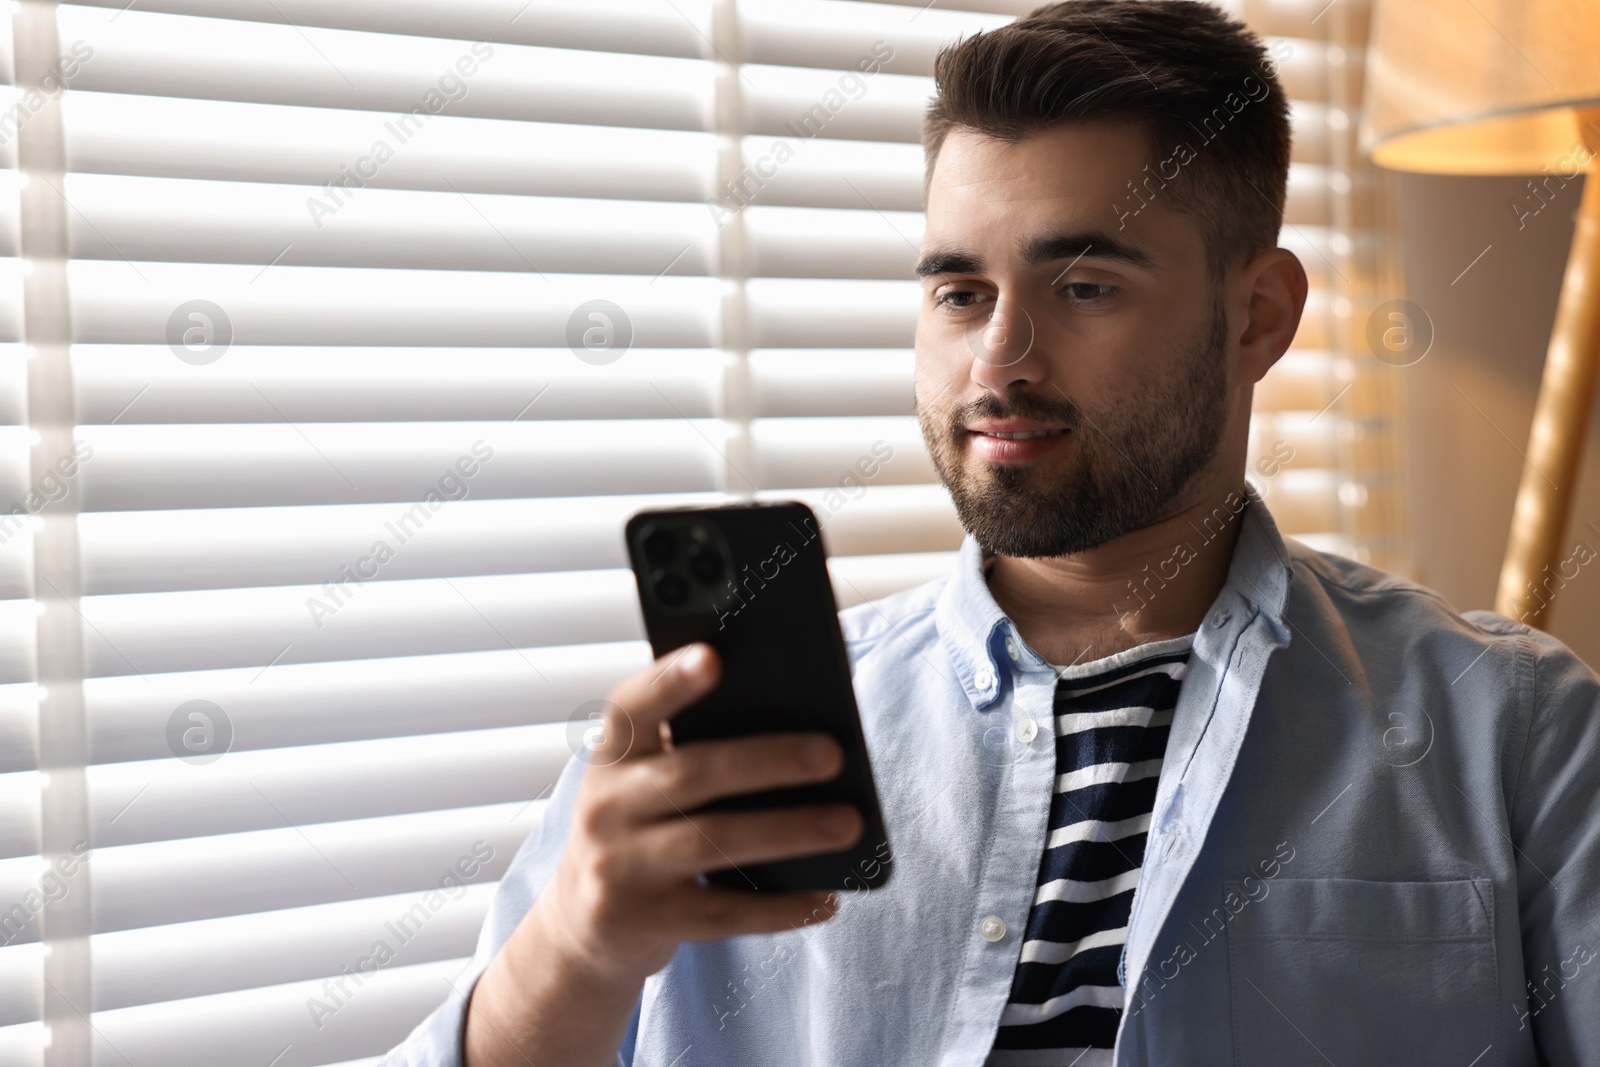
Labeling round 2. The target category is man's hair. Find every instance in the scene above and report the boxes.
[922,0,1292,282]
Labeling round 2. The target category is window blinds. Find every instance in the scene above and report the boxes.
[0,0,1405,1064]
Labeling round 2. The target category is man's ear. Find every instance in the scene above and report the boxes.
[1232,248,1308,386]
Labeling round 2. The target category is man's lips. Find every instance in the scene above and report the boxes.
[964,422,1071,462]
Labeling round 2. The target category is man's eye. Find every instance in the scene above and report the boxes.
[934,290,982,310]
[1064,282,1115,302]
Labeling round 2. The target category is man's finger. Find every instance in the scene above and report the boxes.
[625,731,845,817]
[639,803,863,875]
[597,642,721,763]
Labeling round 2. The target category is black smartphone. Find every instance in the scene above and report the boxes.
[624,500,892,893]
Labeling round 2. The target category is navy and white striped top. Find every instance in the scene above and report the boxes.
[985,633,1196,1067]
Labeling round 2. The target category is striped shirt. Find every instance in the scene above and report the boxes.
[985,633,1196,1067]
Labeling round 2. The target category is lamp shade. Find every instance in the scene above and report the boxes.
[1361,0,1600,174]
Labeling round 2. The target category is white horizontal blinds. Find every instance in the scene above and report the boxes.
[1232,0,1412,572]
[40,2,737,1065]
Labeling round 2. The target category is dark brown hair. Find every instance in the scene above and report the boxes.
[923,0,1292,282]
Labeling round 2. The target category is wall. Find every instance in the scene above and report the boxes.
[1391,170,1600,668]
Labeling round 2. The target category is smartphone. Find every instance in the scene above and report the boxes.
[624,500,892,893]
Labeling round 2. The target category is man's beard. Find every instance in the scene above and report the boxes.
[916,292,1231,559]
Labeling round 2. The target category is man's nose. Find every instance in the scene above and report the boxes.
[968,295,1044,391]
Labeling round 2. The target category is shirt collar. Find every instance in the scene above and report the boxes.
[934,483,1295,710]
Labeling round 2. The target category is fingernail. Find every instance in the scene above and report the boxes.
[799,735,836,770]
[678,643,708,676]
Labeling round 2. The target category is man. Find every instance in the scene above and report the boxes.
[389,2,1600,1064]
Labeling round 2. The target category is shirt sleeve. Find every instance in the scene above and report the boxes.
[1508,627,1600,1065]
[379,751,640,1066]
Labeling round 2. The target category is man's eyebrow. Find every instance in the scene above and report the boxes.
[914,249,982,278]
[914,229,1158,278]
[1024,229,1157,272]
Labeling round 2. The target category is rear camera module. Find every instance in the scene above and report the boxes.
[633,515,736,615]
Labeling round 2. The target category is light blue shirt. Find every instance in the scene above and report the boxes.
[385,489,1600,1066]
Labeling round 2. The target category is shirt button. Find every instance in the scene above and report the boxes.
[973,666,993,690]
[1004,634,1021,661]
[979,915,1007,942]
[1015,716,1038,743]
[1211,609,1231,628]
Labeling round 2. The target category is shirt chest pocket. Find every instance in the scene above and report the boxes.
[1226,877,1498,1066]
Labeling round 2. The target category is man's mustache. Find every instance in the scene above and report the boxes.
[916,394,1082,433]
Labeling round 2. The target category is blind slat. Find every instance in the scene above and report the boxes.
[81,570,642,677]
[70,263,721,347]
[86,642,646,764]
[93,884,493,1013]
[63,7,716,130]
[68,93,717,200]
[91,802,539,932]
[74,421,724,510]
[68,0,714,61]
[65,175,718,276]
[89,956,470,1067]
[75,348,724,426]
[93,725,570,848]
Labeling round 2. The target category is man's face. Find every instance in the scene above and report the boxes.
[914,121,1239,559]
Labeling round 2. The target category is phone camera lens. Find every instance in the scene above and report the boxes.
[653,572,689,606]
[641,526,677,565]
[686,544,723,584]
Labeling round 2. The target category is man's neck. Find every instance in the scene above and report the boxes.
[983,483,1253,667]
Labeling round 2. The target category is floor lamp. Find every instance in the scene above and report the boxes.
[1361,0,1600,628]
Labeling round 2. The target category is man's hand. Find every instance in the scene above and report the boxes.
[465,642,863,1066]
